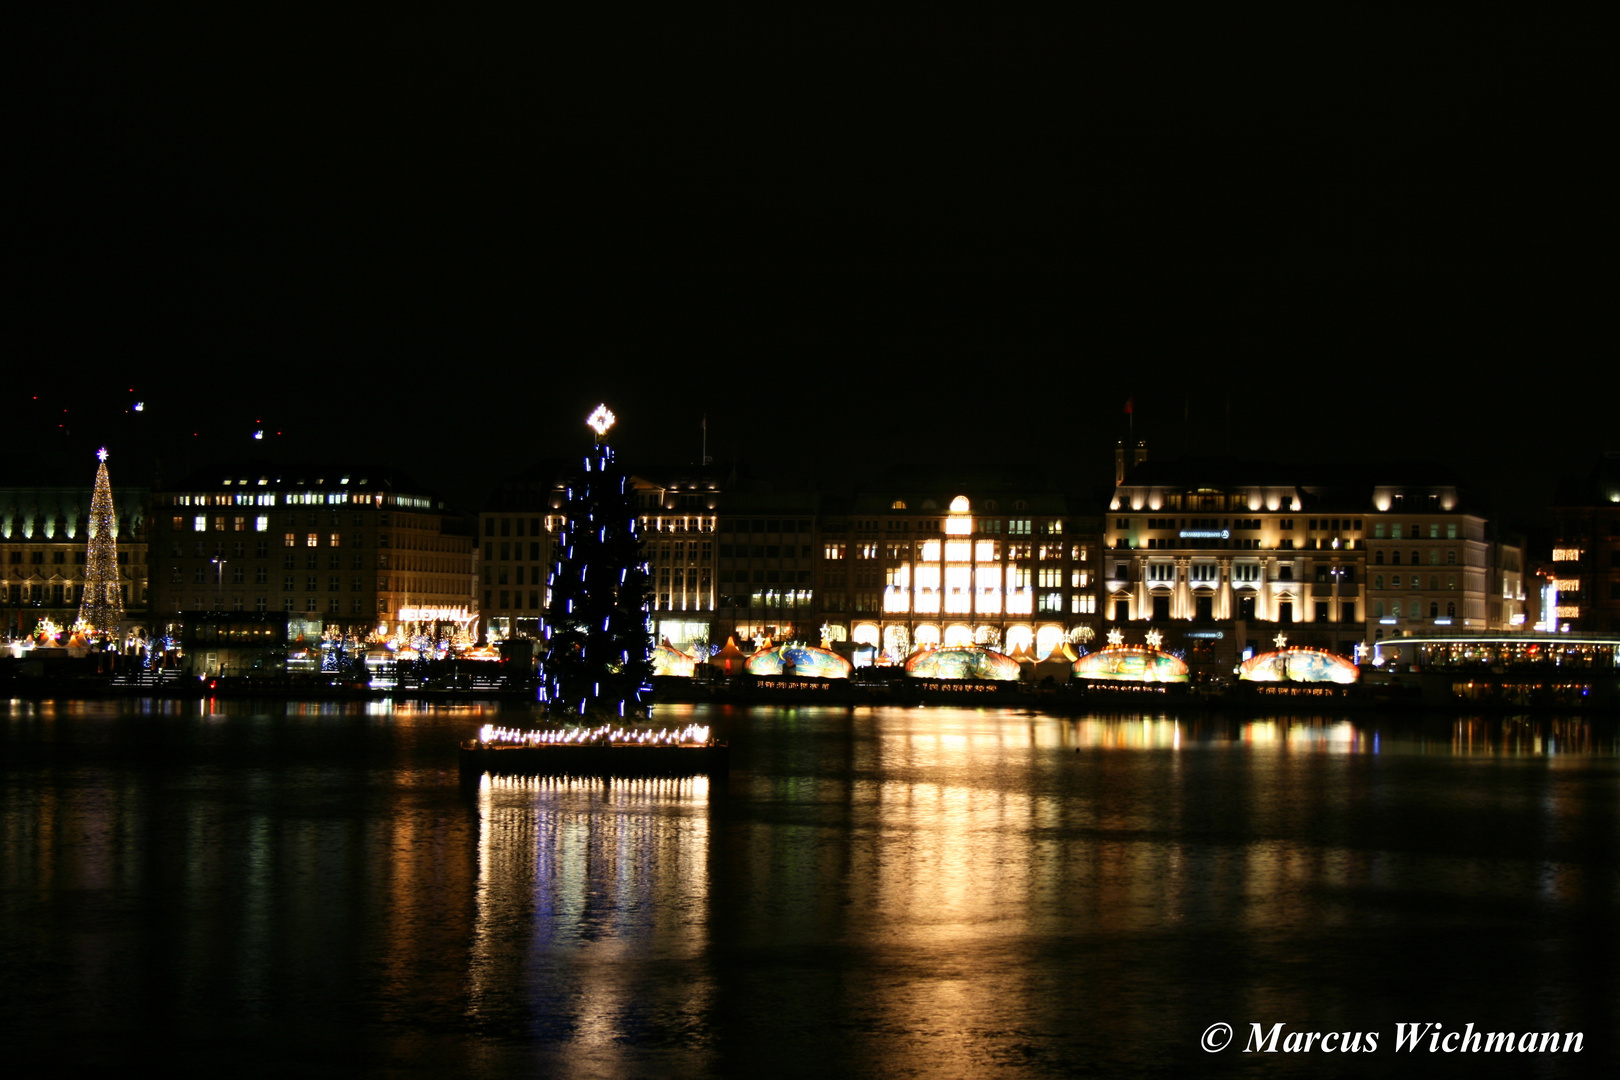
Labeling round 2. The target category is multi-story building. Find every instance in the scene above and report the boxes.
[637,468,722,650]
[713,492,820,649]
[477,460,571,642]
[1106,461,1369,668]
[1550,453,1620,632]
[148,465,474,640]
[0,483,149,640]
[1104,457,1525,676]
[816,474,1102,663]
[1362,479,1495,641]
[1485,525,1529,631]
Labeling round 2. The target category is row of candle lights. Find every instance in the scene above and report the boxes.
[477,723,713,747]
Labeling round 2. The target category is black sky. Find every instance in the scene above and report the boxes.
[10,18,1615,529]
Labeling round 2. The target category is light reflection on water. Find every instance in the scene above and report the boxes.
[470,774,713,1061]
[1,698,1616,1077]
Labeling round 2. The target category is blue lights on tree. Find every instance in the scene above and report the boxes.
[539,408,653,718]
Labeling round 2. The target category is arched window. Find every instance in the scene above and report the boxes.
[1391,551,1400,565]
[1446,601,1456,617]
[1375,550,1385,564]
[1392,601,1402,617]
[1429,602,1439,618]
[1375,575,1384,590]
[890,500,907,510]
[1446,550,1456,565]
[1374,600,1384,617]
[1411,551,1419,565]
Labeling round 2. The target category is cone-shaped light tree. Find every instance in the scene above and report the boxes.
[540,406,654,718]
[76,448,125,638]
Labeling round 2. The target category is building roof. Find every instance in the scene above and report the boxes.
[160,462,452,505]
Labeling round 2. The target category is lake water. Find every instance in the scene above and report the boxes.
[2,699,1616,1078]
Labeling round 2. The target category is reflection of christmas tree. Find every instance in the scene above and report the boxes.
[75,448,124,638]
[541,407,653,718]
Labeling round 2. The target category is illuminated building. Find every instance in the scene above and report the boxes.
[0,481,149,641]
[1550,452,1620,632]
[148,466,474,642]
[634,468,721,652]
[1105,457,1525,676]
[1363,478,1503,640]
[805,472,1103,663]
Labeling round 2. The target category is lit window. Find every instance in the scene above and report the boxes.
[194,516,206,532]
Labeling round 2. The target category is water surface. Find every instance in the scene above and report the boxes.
[2,699,1615,1077]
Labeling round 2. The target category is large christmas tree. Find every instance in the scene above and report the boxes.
[76,447,125,638]
[540,406,654,718]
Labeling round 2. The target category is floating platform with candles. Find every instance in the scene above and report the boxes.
[459,723,729,778]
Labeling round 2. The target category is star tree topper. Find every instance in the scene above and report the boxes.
[587,404,616,440]
[1106,627,1124,647]
[1144,628,1163,650]
[97,447,109,462]
[1274,632,1289,649]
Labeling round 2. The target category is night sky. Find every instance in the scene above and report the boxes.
[11,20,1615,530]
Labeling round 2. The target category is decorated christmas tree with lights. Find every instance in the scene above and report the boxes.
[75,448,125,639]
[540,406,654,718]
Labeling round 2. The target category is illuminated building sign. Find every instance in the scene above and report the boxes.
[398,606,471,622]
[1178,529,1230,539]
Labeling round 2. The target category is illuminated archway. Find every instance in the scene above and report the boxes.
[1035,625,1064,660]
[882,624,910,661]
[1004,625,1033,654]
[943,623,973,647]
[852,623,880,646]
[913,624,941,648]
